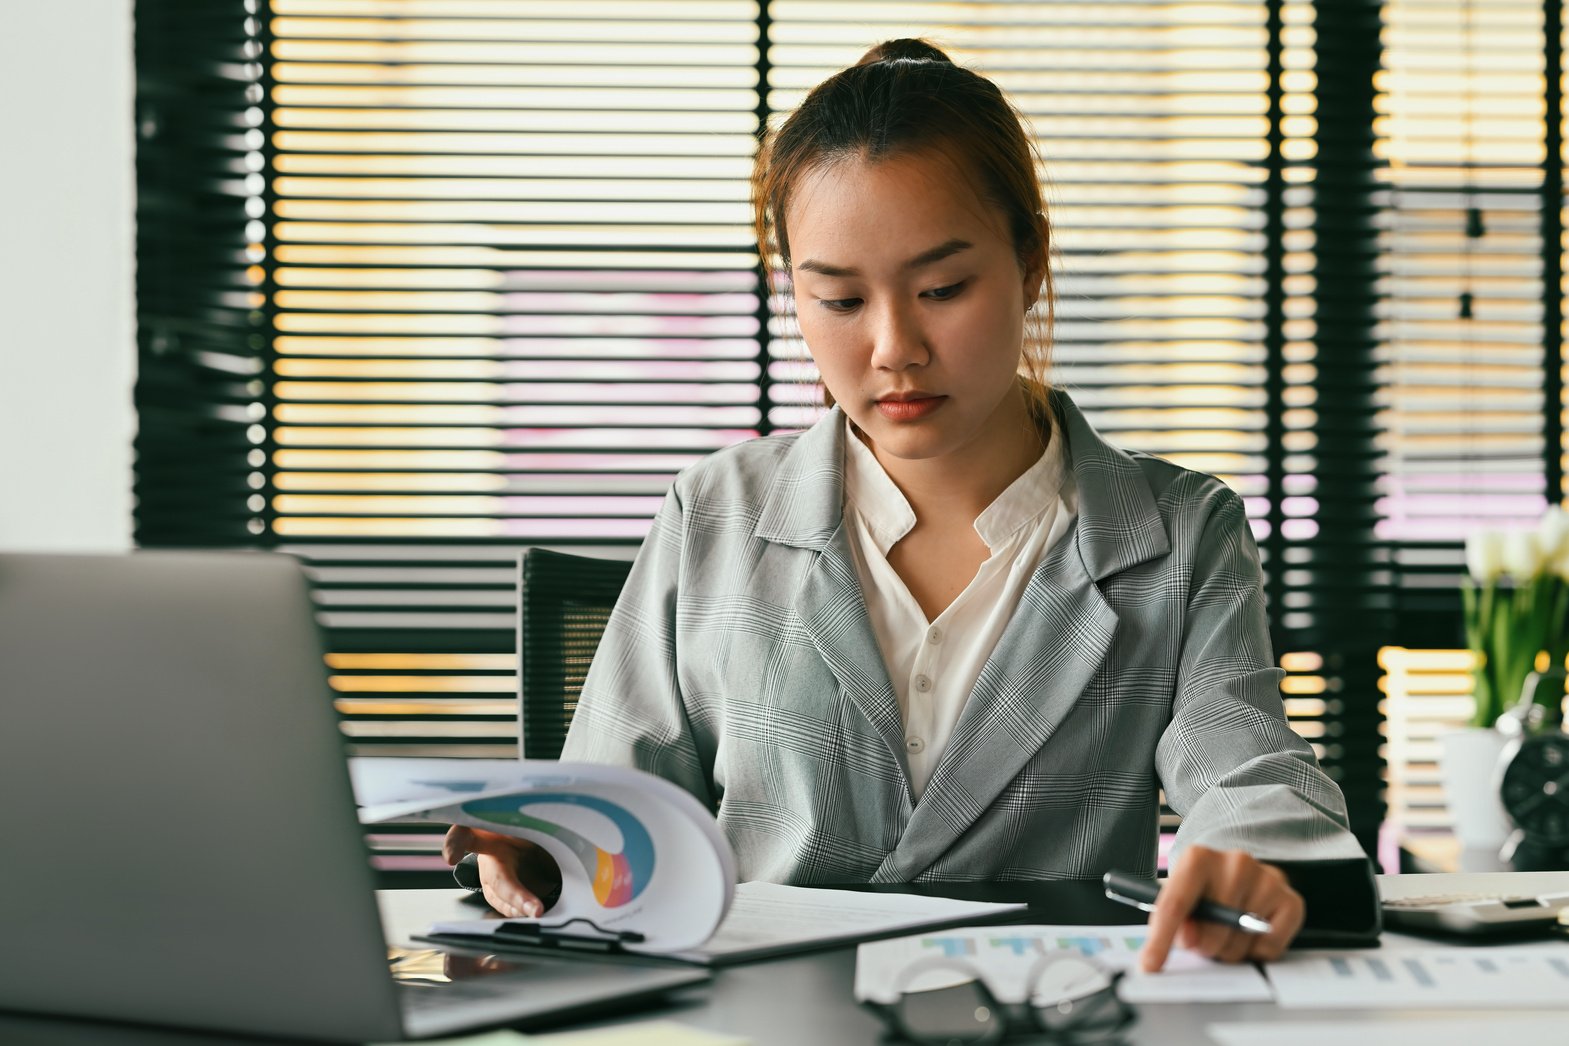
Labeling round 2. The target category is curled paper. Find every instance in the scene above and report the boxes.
[353,758,735,953]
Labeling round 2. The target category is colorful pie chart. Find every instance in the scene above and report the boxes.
[461,792,656,908]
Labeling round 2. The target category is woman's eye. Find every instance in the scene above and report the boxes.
[819,297,862,313]
[923,282,965,301]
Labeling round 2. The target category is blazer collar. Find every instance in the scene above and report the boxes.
[752,390,1171,575]
[753,405,848,550]
[1051,389,1171,578]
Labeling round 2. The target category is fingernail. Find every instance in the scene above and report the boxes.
[524,902,540,917]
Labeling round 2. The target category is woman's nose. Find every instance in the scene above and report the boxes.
[868,302,930,371]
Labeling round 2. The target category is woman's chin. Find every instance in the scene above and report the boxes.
[854,421,956,463]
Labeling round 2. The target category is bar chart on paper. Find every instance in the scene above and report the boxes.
[855,925,1273,1005]
[1267,948,1569,1008]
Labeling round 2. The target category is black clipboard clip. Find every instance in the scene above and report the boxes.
[472,917,647,954]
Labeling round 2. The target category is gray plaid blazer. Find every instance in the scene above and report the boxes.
[563,389,1362,883]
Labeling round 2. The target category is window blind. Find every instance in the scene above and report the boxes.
[261,1,763,762]
[1375,0,1558,633]
[765,0,1356,822]
[138,0,1561,872]
[1372,0,1566,843]
[135,0,273,547]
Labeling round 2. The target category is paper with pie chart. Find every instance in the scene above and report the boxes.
[351,757,736,953]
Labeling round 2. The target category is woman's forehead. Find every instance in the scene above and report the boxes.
[785,149,1013,265]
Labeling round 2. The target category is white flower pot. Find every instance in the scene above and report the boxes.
[1437,728,1512,850]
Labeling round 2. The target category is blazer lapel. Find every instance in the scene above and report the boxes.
[872,389,1170,882]
[754,408,914,793]
[872,536,1117,881]
[794,530,913,780]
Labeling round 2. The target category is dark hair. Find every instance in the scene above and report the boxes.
[752,38,1055,410]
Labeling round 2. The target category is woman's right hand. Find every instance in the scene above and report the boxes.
[442,825,562,919]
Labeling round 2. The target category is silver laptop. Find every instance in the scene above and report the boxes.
[0,551,707,1041]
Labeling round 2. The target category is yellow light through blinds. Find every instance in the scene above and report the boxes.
[1375,0,1550,544]
[763,2,1320,539]
[266,4,1311,545]
[255,0,1330,760]
[1382,644,1569,848]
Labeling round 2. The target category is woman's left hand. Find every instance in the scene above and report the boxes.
[1139,844,1304,971]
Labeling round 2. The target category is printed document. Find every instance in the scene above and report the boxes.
[1208,1016,1569,1046]
[1266,946,1569,1008]
[855,924,1273,1005]
[664,883,1026,964]
[429,882,1025,967]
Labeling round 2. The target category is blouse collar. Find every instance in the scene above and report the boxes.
[841,417,1066,555]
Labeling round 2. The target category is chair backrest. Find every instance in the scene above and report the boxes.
[517,547,635,759]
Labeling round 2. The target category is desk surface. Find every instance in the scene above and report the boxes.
[5,873,1568,1045]
[382,875,1569,1046]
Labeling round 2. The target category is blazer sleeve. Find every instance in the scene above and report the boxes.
[1155,486,1365,863]
[558,484,718,811]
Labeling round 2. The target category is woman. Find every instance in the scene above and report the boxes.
[447,39,1363,971]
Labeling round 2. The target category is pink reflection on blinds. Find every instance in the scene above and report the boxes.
[498,360,760,380]
[498,382,758,403]
[497,314,758,335]
[502,427,755,448]
[498,291,758,314]
[500,453,703,471]
[496,337,759,359]
[497,496,665,515]
[1376,491,1548,542]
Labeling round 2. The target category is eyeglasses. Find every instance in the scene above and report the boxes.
[866,950,1137,1045]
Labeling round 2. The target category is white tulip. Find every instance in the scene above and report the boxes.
[1552,546,1569,583]
[1540,505,1569,562]
[1466,528,1508,583]
[1502,528,1544,580]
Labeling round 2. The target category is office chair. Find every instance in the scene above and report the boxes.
[517,547,635,760]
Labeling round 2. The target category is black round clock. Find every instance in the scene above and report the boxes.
[1499,731,1569,855]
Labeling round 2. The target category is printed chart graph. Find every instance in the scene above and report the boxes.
[862,925,1272,1005]
[917,932,1153,961]
[1269,949,1569,1008]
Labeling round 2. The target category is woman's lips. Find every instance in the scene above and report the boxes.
[875,396,946,421]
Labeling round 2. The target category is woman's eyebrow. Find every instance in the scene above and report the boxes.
[795,238,973,278]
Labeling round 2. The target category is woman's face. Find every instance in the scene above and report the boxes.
[785,149,1039,467]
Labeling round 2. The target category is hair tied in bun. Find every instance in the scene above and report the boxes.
[857,37,954,67]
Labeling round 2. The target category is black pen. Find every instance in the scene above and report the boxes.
[1102,870,1274,935]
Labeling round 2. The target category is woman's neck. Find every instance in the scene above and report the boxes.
[862,386,1049,527]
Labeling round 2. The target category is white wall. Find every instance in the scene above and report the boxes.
[0,3,135,552]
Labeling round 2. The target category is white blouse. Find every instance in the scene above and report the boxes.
[841,419,1078,798]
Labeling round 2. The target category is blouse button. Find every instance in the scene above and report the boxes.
[913,674,933,693]
[927,626,943,645]
[906,736,926,753]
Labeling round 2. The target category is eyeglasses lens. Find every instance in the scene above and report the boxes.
[1029,956,1130,1040]
[897,971,1005,1044]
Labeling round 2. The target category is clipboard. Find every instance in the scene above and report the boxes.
[418,916,649,957]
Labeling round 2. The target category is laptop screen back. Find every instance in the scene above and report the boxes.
[0,551,405,1041]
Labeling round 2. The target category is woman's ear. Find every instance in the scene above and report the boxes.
[1022,262,1044,311]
